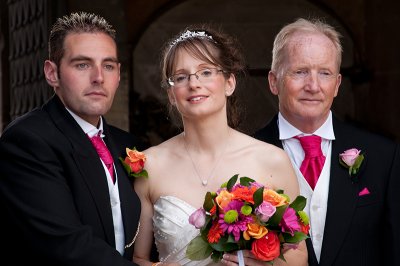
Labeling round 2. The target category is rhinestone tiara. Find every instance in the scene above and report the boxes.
[170,30,214,47]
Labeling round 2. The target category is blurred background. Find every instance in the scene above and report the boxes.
[1,0,399,147]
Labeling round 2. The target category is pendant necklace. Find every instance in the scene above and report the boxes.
[182,130,230,187]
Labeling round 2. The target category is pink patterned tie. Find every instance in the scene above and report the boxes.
[296,135,325,190]
[88,134,115,183]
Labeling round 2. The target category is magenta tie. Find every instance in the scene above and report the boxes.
[88,134,115,183]
[296,135,325,190]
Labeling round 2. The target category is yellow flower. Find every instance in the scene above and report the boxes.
[243,222,268,240]
[126,148,146,163]
[215,190,234,210]
[263,189,288,207]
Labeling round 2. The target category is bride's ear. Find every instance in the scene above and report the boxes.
[225,74,236,96]
[167,88,177,105]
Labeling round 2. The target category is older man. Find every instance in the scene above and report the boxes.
[255,18,400,266]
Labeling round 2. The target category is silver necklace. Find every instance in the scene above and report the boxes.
[182,131,230,186]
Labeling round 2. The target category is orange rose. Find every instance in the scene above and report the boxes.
[251,231,281,261]
[243,222,268,240]
[124,148,146,173]
[215,190,234,210]
[263,189,287,207]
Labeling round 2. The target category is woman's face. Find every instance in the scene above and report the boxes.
[167,49,236,122]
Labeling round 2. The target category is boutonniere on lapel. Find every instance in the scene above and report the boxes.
[119,147,148,178]
[339,148,365,182]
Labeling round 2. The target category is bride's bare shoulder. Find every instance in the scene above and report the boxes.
[237,132,285,153]
[143,135,182,170]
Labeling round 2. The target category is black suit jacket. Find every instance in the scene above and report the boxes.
[0,95,143,266]
[255,115,400,266]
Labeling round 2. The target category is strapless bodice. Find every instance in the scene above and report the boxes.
[153,195,218,266]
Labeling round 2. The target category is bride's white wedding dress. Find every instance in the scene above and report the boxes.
[153,195,219,266]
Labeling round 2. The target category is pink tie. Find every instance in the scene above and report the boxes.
[296,135,325,190]
[88,134,115,183]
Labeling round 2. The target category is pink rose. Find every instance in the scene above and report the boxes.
[255,201,276,222]
[189,208,206,229]
[339,148,361,167]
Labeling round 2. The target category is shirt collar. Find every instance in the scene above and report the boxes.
[278,111,335,140]
[65,108,104,138]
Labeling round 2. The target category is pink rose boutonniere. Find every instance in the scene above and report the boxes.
[119,147,148,178]
[339,148,365,181]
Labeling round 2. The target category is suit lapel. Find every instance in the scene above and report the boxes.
[103,123,141,257]
[45,96,116,246]
[319,118,359,266]
[255,115,283,148]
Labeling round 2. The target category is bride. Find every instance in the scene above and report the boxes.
[132,25,307,266]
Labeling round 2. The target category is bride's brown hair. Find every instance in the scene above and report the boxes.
[160,23,247,130]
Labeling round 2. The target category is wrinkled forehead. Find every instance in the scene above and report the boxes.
[284,32,339,67]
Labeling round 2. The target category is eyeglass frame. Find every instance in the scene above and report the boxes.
[167,67,226,87]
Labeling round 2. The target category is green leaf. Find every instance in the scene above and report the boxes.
[131,169,148,179]
[227,174,239,191]
[283,231,309,243]
[280,193,290,203]
[253,187,264,209]
[353,154,364,169]
[203,192,215,212]
[119,158,132,174]
[239,176,255,186]
[186,235,213,260]
[211,251,224,262]
[278,252,286,263]
[289,196,306,211]
[268,205,287,226]
[276,189,284,194]
[210,241,239,252]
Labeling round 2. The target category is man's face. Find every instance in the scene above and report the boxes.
[46,32,120,126]
[269,32,342,133]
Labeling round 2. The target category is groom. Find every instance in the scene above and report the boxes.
[255,18,400,265]
[0,12,143,265]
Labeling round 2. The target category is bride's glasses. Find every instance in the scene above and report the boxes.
[167,68,225,88]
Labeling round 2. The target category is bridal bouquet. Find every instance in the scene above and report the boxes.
[186,175,309,263]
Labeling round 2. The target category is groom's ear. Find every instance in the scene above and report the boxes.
[44,60,59,88]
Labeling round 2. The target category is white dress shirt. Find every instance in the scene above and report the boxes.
[278,111,335,262]
[66,109,125,255]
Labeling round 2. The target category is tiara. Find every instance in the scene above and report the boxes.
[170,30,214,47]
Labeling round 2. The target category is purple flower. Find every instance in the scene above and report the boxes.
[218,200,253,241]
[255,201,276,222]
[189,208,206,229]
[280,207,301,236]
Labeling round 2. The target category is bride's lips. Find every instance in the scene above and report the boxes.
[187,95,208,103]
